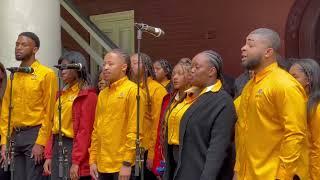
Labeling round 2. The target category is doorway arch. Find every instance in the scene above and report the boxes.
[285,0,320,60]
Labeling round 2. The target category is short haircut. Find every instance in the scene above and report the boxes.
[250,28,281,51]
[19,32,40,48]
[108,48,131,75]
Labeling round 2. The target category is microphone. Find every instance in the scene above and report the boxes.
[135,23,165,37]
[54,63,82,71]
[6,67,34,73]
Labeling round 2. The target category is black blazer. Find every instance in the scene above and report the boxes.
[173,89,236,180]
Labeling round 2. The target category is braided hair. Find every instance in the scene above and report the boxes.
[130,53,156,113]
[291,59,320,121]
[140,53,156,79]
[201,50,224,81]
[154,59,173,80]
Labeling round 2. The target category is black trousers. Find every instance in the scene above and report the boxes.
[98,172,119,180]
[51,135,73,180]
[78,176,91,180]
[13,125,48,180]
[167,145,179,179]
[48,176,91,180]
[50,135,92,180]
[0,167,10,180]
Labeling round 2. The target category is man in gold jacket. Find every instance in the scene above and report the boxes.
[89,49,146,180]
[0,32,57,180]
[234,28,309,180]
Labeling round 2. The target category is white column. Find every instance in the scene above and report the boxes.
[0,0,61,69]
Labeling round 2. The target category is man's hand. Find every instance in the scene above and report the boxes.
[233,173,237,180]
[43,159,52,175]
[70,164,79,180]
[119,165,131,180]
[31,144,44,164]
[90,164,99,180]
[0,145,6,165]
[0,145,6,162]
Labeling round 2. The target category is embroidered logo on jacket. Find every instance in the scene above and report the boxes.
[255,89,263,97]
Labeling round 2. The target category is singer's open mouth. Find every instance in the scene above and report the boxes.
[104,72,111,76]
[241,54,247,61]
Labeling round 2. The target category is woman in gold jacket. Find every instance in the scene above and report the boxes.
[130,53,167,179]
[289,58,320,180]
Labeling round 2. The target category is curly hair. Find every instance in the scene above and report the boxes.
[158,57,192,157]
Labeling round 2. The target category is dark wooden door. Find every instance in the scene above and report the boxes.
[315,19,320,61]
[286,0,320,61]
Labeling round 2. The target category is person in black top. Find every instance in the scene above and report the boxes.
[173,50,236,180]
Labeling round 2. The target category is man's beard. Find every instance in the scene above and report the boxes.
[15,52,32,61]
[242,57,261,70]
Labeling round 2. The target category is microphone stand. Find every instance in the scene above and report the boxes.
[4,71,15,180]
[134,26,145,180]
[57,70,69,180]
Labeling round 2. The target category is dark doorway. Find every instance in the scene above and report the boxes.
[315,19,320,61]
[285,0,320,61]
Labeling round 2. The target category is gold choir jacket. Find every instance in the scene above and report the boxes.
[235,63,309,180]
[141,77,167,160]
[52,83,80,137]
[89,76,146,173]
[161,79,170,89]
[45,86,98,177]
[167,89,198,145]
[0,60,57,146]
[309,104,320,180]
